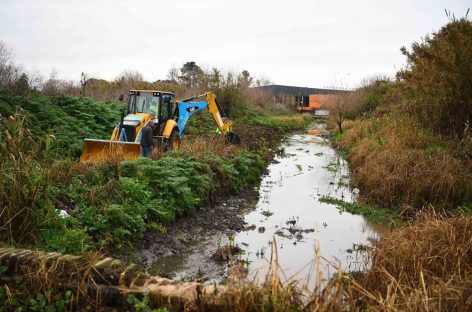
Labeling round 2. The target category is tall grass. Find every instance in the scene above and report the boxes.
[354,213,472,311]
[177,134,243,159]
[0,109,52,244]
[337,110,472,210]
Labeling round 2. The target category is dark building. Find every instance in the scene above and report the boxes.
[252,84,350,111]
[254,85,349,97]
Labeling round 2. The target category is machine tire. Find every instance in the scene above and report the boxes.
[167,129,181,151]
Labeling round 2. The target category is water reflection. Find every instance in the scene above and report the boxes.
[235,134,382,283]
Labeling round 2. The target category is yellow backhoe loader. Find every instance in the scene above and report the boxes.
[80,90,240,163]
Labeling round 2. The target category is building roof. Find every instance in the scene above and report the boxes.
[254,85,350,96]
[129,90,174,95]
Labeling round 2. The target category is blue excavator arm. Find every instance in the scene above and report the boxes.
[174,92,240,145]
[175,92,232,135]
[176,100,209,136]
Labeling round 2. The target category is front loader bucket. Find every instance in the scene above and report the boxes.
[80,139,141,163]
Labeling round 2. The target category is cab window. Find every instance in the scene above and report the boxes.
[128,92,159,115]
[160,94,173,119]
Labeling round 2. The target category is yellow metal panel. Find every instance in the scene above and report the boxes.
[161,120,178,137]
[206,92,233,134]
[80,139,141,163]
[129,113,152,142]
[111,127,119,140]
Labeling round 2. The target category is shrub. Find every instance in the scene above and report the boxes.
[229,152,264,191]
[398,16,472,139]
[121,157,212,218]
[39,227,92,255]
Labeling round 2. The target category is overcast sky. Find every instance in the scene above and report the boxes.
[0,0,470,88]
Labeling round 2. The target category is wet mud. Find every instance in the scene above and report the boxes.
[135,189,259,283]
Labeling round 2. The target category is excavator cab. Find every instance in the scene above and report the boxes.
[127,91,171,117]
[123,90,175,140]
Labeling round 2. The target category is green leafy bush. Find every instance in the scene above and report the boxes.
[228,152,264,191]
[39,227,92,255]
[65,153,264,249]
[0,90,120,157]
[121,157,212,218]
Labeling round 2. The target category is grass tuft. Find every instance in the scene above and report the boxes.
[319,196,402,225]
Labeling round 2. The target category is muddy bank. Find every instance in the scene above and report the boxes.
[133,189,259,282]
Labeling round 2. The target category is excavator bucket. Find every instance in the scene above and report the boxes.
[80,139,141,163]
[226,132,241,145]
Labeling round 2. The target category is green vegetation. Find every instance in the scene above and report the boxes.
[0,90,120,157]
[240,111,311,134]
[322,160,340,172]
[2,13,471,312]
[0,118,265,253]
[127,291,168,312]
[398,16,472,139]
[0,78,304,255]
[319,196,401,225]
[0,264,74,312]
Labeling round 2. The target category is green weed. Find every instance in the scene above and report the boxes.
[127,290,168,312]
[323,160,340,172]
[319,196,402,225]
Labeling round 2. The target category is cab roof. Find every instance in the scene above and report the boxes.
[129,90,174,95]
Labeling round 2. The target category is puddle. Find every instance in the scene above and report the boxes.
[145,128,382,284]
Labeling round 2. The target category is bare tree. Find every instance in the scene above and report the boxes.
[116,70,144,89]
[42,69,59,95]
[0,41,22,88]
[326,90,366,133]
[166,66,179,83]
[255,76,272,87]
[80,72,88,96]
[28,69,44,91]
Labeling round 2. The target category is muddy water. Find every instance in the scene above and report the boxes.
[146,130,381,284]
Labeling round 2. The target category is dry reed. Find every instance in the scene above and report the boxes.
[353,214,472,311]
[174,134,243,159]
[338,111,472,209]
